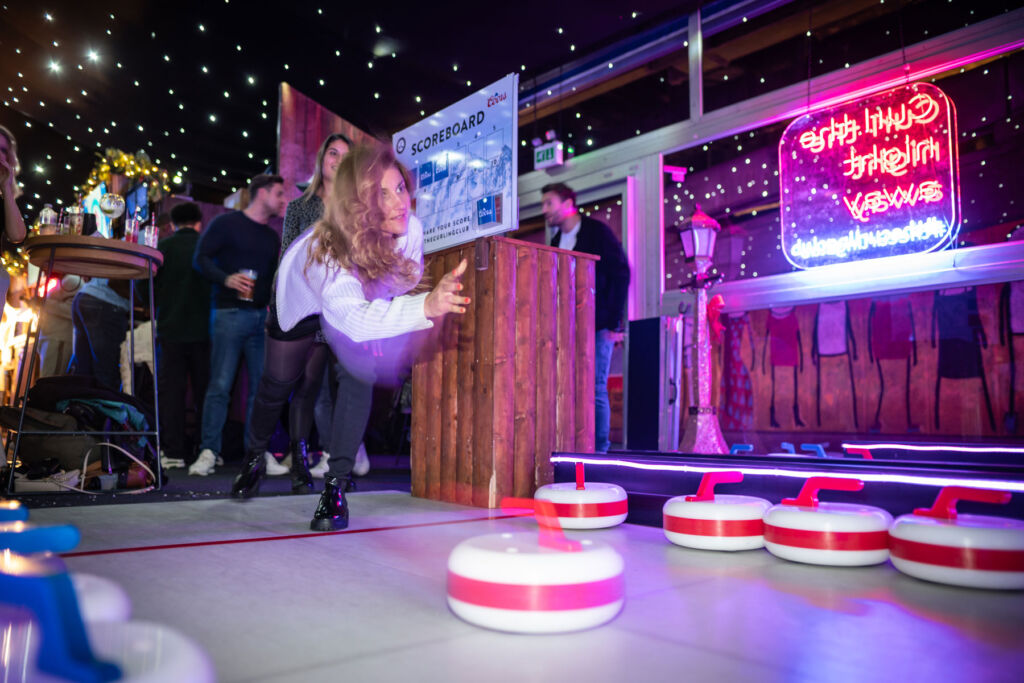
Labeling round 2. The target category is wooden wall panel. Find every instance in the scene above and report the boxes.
[491,241,517,506]
[471,242,496,507]
[412,237,597,507]
[575,259,597,452]
[555,254,577,452]
[439,250,461,502]
[534,250,559,489]
[513,246,539,497]
[455,245,477,505]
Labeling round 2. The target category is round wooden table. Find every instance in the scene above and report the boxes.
[25,234,163,279]
[4,234,165,494]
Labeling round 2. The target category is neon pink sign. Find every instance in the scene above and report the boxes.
[779,83,959,269]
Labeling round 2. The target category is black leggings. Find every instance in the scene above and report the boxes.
[246,332,374,479]
[245,333,329,453]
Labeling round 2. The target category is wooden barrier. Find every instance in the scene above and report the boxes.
[411,236,597,508]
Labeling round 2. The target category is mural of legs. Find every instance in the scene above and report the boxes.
[791,367,804,427]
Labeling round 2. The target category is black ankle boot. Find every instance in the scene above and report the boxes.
[290,440,314,494]
[793,405,806,427]
[310,475,349,531]
[231,449,265,499]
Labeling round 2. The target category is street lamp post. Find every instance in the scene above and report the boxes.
[678,206,728,454]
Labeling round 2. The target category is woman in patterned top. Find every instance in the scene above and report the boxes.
[237,140,468,531]
[232,133,350,499]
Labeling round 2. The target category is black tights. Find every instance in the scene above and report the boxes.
[246,333,329,453]
[246,332,374,479]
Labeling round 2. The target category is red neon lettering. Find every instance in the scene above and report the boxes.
[842,135,942,180]
[842,181,944,222]
[863,93,941,137]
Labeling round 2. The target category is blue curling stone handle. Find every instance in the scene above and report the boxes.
[0,522,80,554]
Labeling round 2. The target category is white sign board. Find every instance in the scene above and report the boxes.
[393,74,518,254]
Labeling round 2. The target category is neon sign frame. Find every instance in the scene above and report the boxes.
[779,82,960,270]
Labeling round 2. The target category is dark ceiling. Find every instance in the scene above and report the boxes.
[1,0,696,213]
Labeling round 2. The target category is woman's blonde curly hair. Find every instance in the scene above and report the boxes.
[305,141,421,297]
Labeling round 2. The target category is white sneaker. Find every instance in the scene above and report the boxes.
[353,442,370,477]
[188,449,217,476]
[265,451,289,476]
[215,454,225,467]
[161,455,186,470]
[310,451,329,479]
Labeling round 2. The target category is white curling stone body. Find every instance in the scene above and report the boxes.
[663,494,771,551]
[0,610,215,683]
[764,502,893,566]
[447,532,624,633]
[534,482,628,529]
[890,513,1024,589]
[70,573,132,622]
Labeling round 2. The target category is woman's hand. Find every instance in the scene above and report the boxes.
[424,258,470,318]
[0,154,14,194]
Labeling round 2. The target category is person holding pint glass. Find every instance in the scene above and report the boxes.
[190,174,286,476]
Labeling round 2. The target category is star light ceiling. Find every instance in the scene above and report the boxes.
[0,1,687,216]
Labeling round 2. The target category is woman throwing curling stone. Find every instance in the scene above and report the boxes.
[236,140,468,531]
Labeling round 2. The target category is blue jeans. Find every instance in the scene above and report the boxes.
[70,293,130,391]
[595,329,615,453]
[200,308,266,454]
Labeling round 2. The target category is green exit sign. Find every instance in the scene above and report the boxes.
[534,141,564,170]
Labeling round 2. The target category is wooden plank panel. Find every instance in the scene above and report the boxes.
[491,241,517,506]
[455,244,477,505]
[534,250,558,489]
[424,255,447,501]
[410,351,427,498]
[574,257,597,452]
[439,250,461,502]
[513,245,538,497]
[471,238,496,507]
[555,253,577,453]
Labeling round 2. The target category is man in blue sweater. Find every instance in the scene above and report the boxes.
[189,174,285,475]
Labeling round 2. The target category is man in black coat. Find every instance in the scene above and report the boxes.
[544,182,631,452]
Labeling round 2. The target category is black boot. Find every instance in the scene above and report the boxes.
[310,475,349,531]
[231,449,265,499]
[290,440,314,494]
[793,404,806,428]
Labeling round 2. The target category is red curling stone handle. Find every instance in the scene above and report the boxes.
[913,486,1012,520]
[782,476,864,509]
[685,470,743,502]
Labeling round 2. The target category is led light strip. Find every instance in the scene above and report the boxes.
[550,457,1024,493]
[842,442,1024,454]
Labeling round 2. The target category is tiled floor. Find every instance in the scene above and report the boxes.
[17,493,1024,682]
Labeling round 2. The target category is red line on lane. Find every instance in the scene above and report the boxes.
[61,513,529,558]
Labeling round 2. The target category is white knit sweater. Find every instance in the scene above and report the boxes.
[275,215,432,344]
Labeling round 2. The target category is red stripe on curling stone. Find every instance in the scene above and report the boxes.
[549,499,628,518]
[764,524,889,551]
[889,536,1024,572]
[447,571,624,611]
[664,515,764,537]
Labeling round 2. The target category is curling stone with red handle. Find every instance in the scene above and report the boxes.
[663,471,771,551]
[533,463,628,529]
[447,498,625,634]
[764,477,892,566]
[889,486,1024,590]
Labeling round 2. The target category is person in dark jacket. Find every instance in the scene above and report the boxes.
[544,182,631,452]
[190,174,285,475]
[149,202,211,469]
